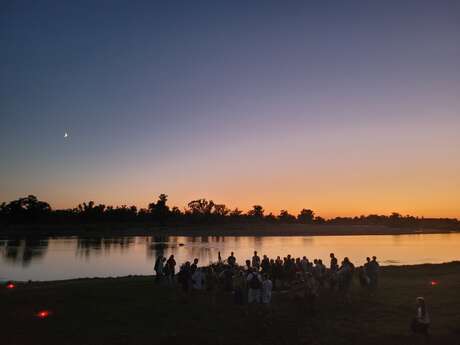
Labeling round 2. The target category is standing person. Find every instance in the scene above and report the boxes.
[233,270,246,305]
[252,251,261,271]
[191,258,199,274]
[301,256,309,274]
[369,256,380,291]
[330,253,338,271]
[411,297,430,337]
[154,255,164,283]
[261,255,270,273]
[218,251,222,264]
[316,259,326,285]
[262,274,273,305]
[178,261,192,292]
[247,268,262,304]
[338,257,355,303]
[227,252,236,267]
[166,255,176,285]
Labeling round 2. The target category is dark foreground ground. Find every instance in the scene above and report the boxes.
[1,263,460,345]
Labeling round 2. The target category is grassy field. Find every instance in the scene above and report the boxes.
[1,262,460,345]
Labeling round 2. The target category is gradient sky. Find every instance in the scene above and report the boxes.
[1,1,459,218]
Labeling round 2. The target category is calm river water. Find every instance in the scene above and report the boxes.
[1,233,459,281]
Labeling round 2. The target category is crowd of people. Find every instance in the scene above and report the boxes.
[154,251,380,306]
[154,250,431,337]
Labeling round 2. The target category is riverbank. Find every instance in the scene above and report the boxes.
[1,222,459,237]
[2,262,460,345]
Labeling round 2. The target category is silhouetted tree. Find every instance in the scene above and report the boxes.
[1,195,51,223]
[1,194,460,230]
[278,210,296,223]
[213,204,230,217]
[76,201,106,221]
[187,199,215,215]
[314,216,326,224]
[247,205,264,219]
[297,209,315,224]
[388,212,403,227]
[148,194,170,223]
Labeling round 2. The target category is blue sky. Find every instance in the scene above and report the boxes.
[1,1,459,217]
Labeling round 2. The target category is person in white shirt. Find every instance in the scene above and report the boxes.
[262,274,273,304]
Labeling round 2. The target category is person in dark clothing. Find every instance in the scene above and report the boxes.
[245,259,251,271]
[166,255,176,285]
[178,261,192,292]
[330,253,338,271]
[191,258,199,274]
[261,255,270,273]
[227,252,236,267]
[369,256,380,292]
[411,297,430,338]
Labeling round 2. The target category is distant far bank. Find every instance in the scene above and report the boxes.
[1,223,459,237]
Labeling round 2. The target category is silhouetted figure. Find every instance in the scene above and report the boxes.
[338,257,355,302]
[245,259,251,271]
[178,261,191,292]
[330,253,338,271]
[411,297,430,338]
[247,268,262,303]
[261,255,270,273]
[166,255,176,285]
[233,271,245,305]
[191,258,199,274]
[154,255,165,282]
[252,251,260,270]
[227,252,236,267]
[262,274,273,304]
[369,256,380,291]
[301,256,309,273]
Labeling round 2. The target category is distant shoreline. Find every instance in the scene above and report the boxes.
[1,223,459,237]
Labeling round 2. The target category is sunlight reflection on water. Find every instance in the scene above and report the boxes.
[1,233,459,281]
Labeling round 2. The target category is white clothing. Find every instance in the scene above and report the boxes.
[417,307,430,324]
[262,279,273,304]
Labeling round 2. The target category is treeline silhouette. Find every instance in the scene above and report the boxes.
[1,194,459,230]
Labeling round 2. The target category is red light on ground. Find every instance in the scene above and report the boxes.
[430,280,439,286]
[37,310,51,319]
[6,283,16,289]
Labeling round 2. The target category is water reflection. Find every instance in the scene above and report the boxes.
[1,233,460,281]
[76,237,135,258]
[0,238,49,266]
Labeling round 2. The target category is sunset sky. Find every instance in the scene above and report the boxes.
[1,1,459,218]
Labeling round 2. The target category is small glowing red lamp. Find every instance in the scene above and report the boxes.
[430,280,439,286]
[37,310,51,319]
[6,282,16,289]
